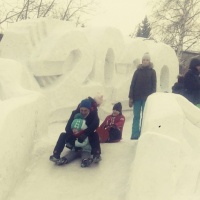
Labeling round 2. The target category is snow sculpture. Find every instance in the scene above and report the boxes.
[0,18,179,121]
[0,58,48,200]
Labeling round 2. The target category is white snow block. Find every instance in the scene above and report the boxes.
[0,93,48,200]
[126,132,180,200]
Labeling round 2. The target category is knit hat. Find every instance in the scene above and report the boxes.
[113,102,122,113]
[142,52,151,61]
[94,94,104,106]
[71,116,87,132]
[79,99,91,109]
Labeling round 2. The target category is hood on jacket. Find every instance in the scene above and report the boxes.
[137,62,154,69]
[189,58,200,73]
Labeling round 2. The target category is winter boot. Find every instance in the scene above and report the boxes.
[93,154,101,163]
[81,158,93,168]
[56,157,68,165]
[49,154,60,163]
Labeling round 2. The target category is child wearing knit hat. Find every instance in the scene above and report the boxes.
[97,102,125,143]
[142,52,151,61]
[141,52,151,67]
[112,102,122,114]
[128,52,157,140]
[55,113,93,167]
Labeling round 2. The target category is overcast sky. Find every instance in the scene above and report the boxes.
[86,0,150,36]
[2,0,150,36]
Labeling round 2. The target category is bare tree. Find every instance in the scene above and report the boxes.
[0,0,98,30]
[150,0,200,64]
[51,0,98,26]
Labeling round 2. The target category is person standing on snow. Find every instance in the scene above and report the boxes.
[128,53,157,140]
[183,58,200,108]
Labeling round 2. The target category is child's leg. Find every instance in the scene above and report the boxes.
[56,150,80,165]
[52,132,67,159]
[131,100,142,139]
[89,133,101,157]
[81,151,93,167]
[65,134,76,149]
[139,99,146,133]
[81,151,91,160]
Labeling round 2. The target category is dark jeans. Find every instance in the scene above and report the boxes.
[53,132,69,157]
[89,132,101,155]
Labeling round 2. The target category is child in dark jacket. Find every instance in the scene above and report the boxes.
[97,102,125,143]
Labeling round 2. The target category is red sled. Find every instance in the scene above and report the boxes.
[96,127,109,143]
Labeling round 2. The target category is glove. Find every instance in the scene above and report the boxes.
[104,125,110,130]
[129,99,133,108]
[78,134,87,143]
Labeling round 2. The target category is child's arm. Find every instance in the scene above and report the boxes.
[113,115,125,131]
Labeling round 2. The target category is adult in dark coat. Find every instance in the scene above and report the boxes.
[183,58,200,107]
[128,53,157,140]
[50,98,101,164]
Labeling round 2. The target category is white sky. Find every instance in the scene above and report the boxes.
[2,0,150,36]
[87,0,150,36]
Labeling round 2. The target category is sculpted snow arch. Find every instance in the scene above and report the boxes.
[35,49,82,87]
[29,30,94,87]
[85,27,124,84]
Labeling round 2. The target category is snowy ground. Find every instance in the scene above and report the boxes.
[7,110,135,200]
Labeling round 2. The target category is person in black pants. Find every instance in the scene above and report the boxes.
[49,98,101,164]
